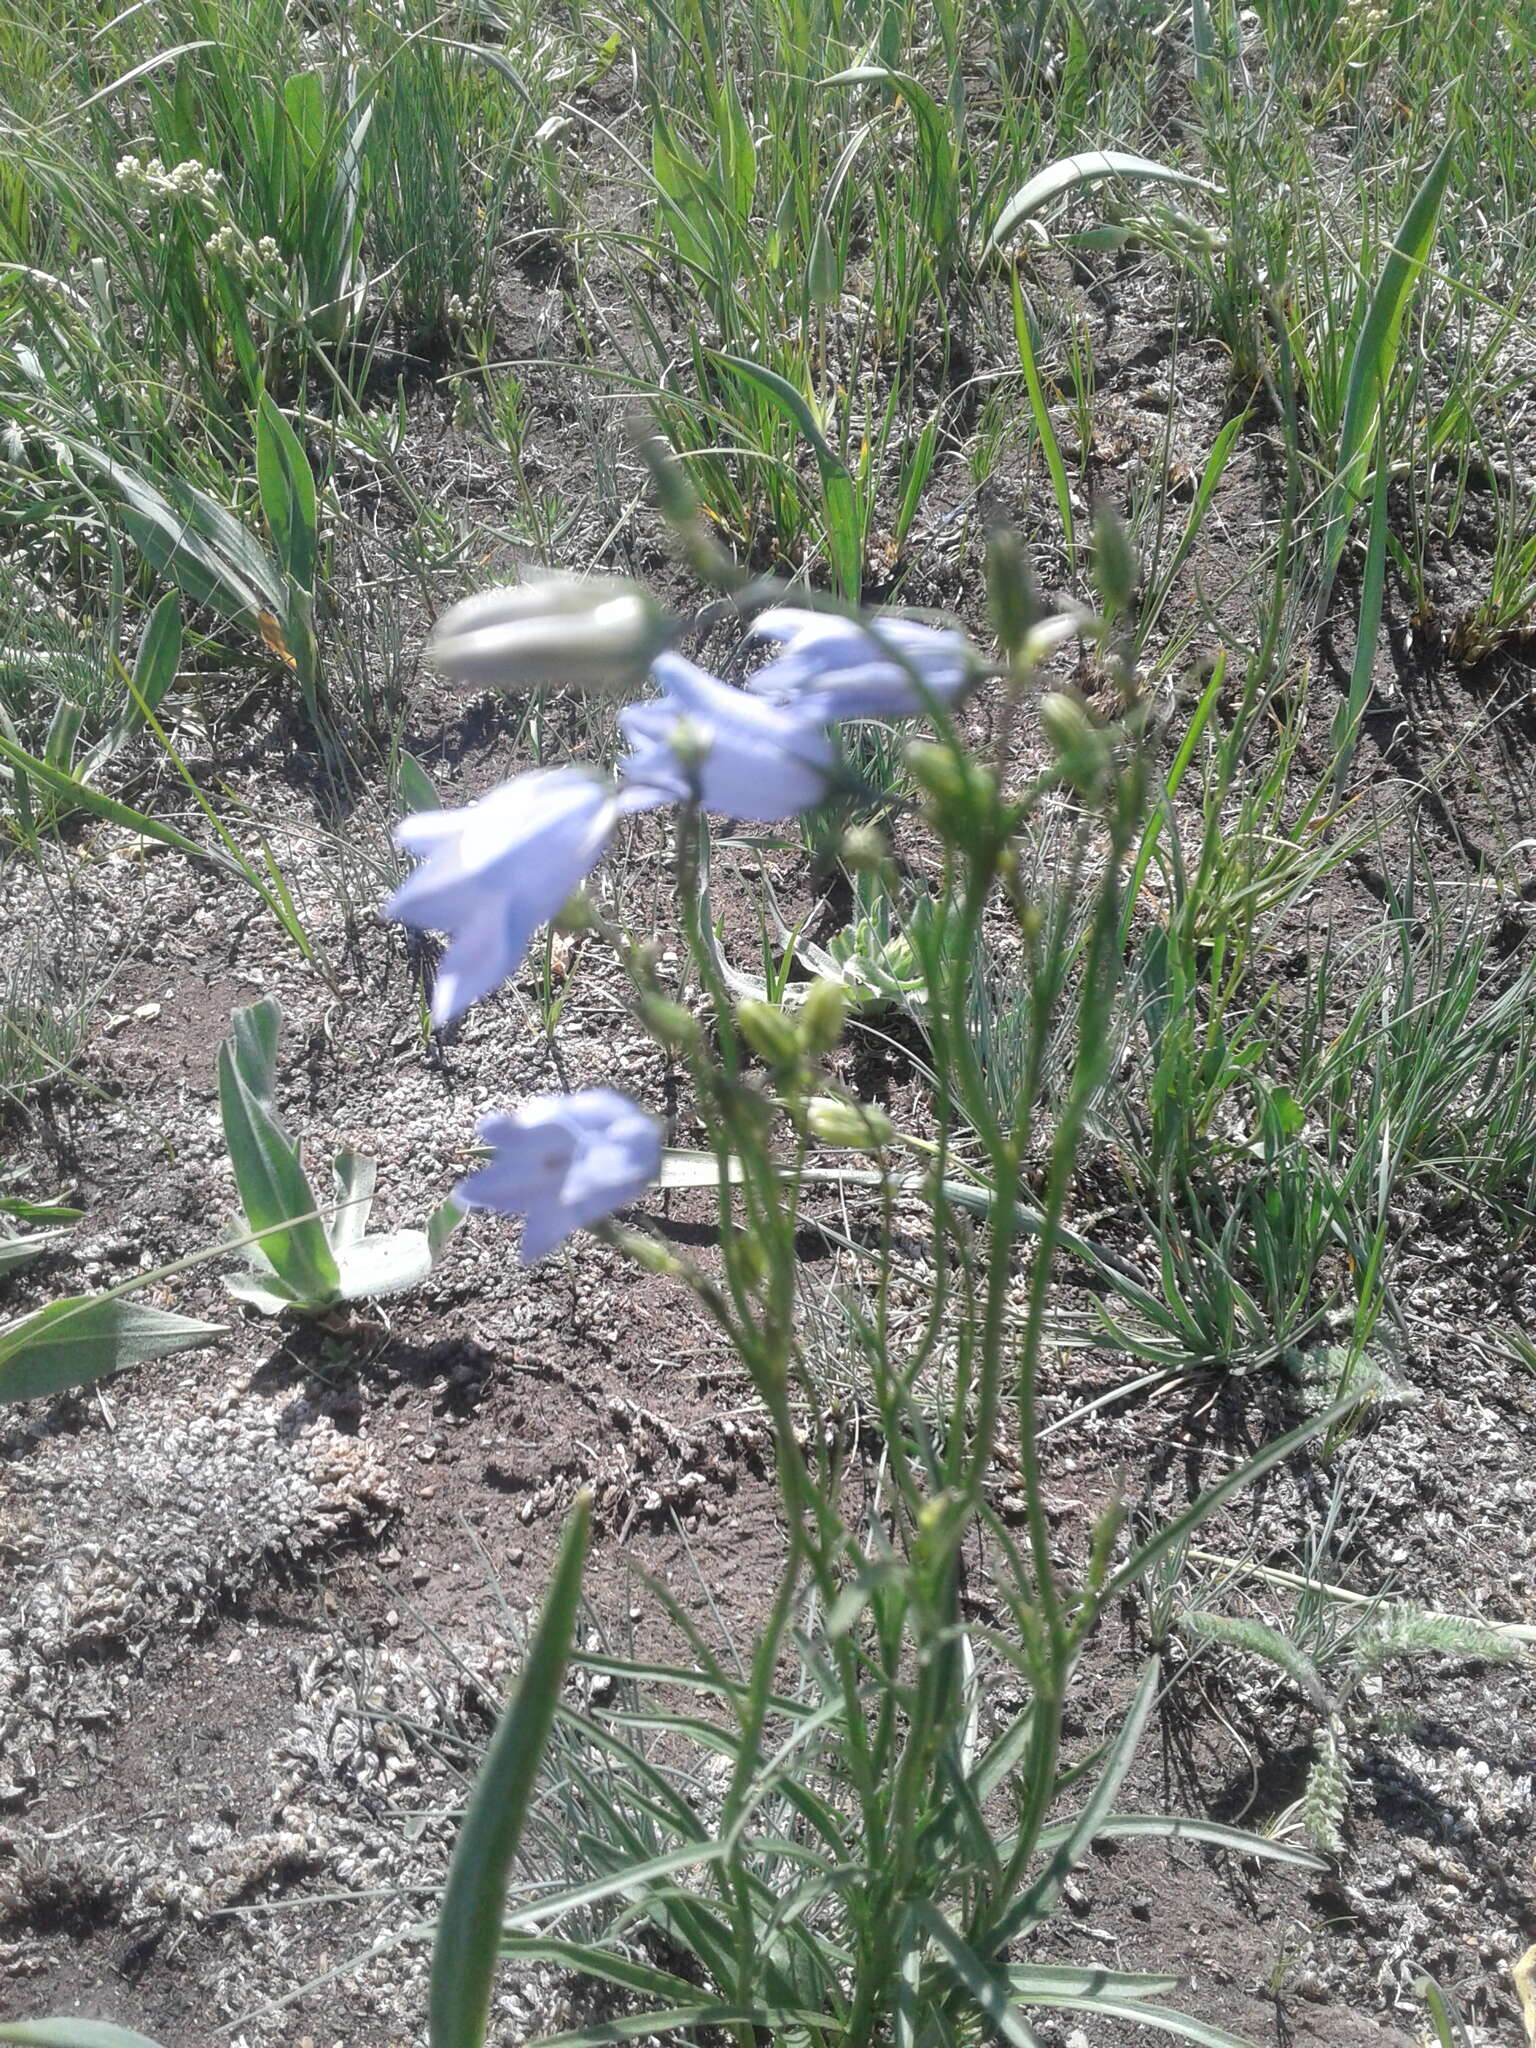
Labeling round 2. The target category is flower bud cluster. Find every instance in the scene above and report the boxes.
[204,222,285,288]
[115,154,224,212]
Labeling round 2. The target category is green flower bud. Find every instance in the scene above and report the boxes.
[1039,690,1110,798]
[840,823,890,873]
[806,212,842,308]
[1038,689,1095,756]
[635,421,703,526]
[1021,611,1085,669]
[554,888,599,933]
[736,999,804,1069]
[612,1228,687,1278]
[772,178,799,251]
[639,993,702,1051]
[1092,507,1138,618]
[905,741,971,807]
[799,978,847,1056]
[986,525,1043,662]
[905,741,998,843]
[805,1095,894,1149]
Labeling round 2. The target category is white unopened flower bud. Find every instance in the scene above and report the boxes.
[1020,611,1086,669]
[427,576,673,693]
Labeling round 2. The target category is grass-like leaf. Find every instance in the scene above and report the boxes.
[709,351,862,596]
[914,1902,1044,2048]
[1315,139,1456,621]
[0,2023,173,2048]
[430,1492,591,2048]
[989,150,1217,252]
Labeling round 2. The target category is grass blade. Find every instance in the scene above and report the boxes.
[1315,139,1456,620]
[429,1493,592,2048]
[1010,269,1075,555]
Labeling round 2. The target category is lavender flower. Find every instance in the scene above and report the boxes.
[619,652,839,820]
[455,1090,661,1261]
[744,607,981,720]
[387,767,616,1028]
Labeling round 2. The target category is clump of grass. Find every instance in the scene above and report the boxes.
[0,937,100,1103]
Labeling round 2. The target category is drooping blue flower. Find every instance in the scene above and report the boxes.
[387,767,616,1029]
[744,607,980,720]
[618,652,839,821]
[454,1089,662,1261]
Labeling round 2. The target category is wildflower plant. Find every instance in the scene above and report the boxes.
[376,506,1351,2048]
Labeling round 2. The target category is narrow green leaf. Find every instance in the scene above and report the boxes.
[709,350,841,473]
[114,498,253,622]
[256,392,319,594]
[1104,1394,1359,1604]
[993,1662,1160,1944]
[1011,270,1075,553]
[990,150,1217,251]
[0,731,234,871]
[432,35,536,109]
[328,1151,377,1252]
[713,346,864,588]
[914,1902,1043,2048]
[716,70,756,221]
[218,1003,339,1308]
[427,1195,466,1260]
[1031,1812,1323,1872]
[395,748,442,816]
[1331,414,1391,787]
[821,66,957,252]
[1415,1975,1471,2048]
[658,1148,745,1188]
[1007,1965,1181,1999]
[0,2023,173,2048]
[0,1230,69,1278]
[131,590,184,718]
[50,41,212,120]
[1018,1995,1256,2046]
[430,1494,592,2048]
[0,1198,83,1224]
[497,1938,700,2007]
[1316,140,1456,618]
[499,1839,732,1933]
[43,698,83,773]
[0,1295,224,1403]
[522,2007,847,2048]
[970,1701,1037,1802]
[228,993,281,1096]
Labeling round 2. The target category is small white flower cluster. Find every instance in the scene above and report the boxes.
[445,291,486,329]
[114,152,224,212]
[203,220,285,287]
[1342,0,1391,41]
